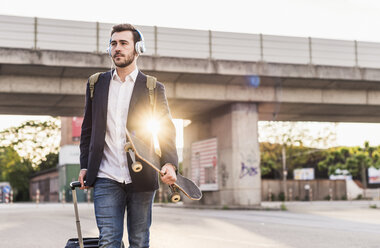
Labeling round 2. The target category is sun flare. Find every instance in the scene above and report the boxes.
[146,118,161,155]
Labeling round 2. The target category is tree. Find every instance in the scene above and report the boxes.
[0,118,60,201]
[260,142,328,179]
[0,146,34,201]
[259,121,336,179]
[318,142,380,188]
[36,152,59,172]
[260,142,282,178]
[0,118,60,166]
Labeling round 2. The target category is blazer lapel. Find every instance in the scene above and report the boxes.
[128,71,147,124]
[98,70,113,126]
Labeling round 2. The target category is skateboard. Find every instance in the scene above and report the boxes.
[124,128,202,202]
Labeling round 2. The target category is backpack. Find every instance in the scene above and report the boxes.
[88,72,157,111]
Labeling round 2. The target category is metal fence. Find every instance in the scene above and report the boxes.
[1,14,380,68]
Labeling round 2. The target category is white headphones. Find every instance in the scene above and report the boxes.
[107,28,146,56]
[134,29,146,55]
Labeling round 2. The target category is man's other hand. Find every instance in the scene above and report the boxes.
[78,169,89,189]
[160,164,177,185]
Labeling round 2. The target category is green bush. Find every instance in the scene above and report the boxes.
[222,205,229,210]
[280,203,287,211]
[278,192,285,201]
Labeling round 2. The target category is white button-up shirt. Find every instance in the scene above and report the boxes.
[97,68,138,184]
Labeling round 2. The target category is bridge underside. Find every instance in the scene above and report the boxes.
[1,48,380,122]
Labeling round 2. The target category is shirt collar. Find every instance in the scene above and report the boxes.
[112,67,139,83]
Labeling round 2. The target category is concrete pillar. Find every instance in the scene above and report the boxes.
[183,103,261,207]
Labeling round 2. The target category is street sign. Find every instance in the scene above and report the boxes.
[3,185,10,194]
[294,168,314,180]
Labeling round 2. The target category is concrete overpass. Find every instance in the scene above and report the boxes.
[2,47,380,122]
[1,15,380,207]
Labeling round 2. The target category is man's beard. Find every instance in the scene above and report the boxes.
[113,51,135,68]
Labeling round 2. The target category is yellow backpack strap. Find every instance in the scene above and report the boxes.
[146,75,157,109]
[88,72,103,99]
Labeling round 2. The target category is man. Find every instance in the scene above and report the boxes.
[78,24,178,248]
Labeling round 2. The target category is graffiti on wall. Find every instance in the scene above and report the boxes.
[239,149,259,179]
[239,162,259,179]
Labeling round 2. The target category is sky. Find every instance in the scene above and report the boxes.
[1,0,380,148]
[2,0,380,42]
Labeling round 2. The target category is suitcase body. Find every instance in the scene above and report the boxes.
[65,237,99,248]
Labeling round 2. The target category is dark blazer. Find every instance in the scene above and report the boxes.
[79,70,178,192]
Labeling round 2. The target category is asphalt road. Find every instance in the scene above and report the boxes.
[1,201,380,248]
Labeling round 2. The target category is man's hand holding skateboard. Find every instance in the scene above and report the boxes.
[160,163,177,185]
[125,128,202,201]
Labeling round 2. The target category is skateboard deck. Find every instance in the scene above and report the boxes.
[124,128,202,202]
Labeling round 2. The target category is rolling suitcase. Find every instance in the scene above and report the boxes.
[65,181,99,248]
[65,237,99,248]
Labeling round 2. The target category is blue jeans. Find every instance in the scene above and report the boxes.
[93,177,155,248]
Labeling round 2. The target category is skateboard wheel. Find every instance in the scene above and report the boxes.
[124,142,132,152]
[170,192,181,203]
[132,162,143,172]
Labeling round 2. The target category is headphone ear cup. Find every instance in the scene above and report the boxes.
[135,42,141,55]
[107,46,111,56]
[135,41,146,55]
[135,42,139,54]
[107,38,112,57]
[140,41,146,53]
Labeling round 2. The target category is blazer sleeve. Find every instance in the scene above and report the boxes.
[79,81,92,170]
[155,82,179,171]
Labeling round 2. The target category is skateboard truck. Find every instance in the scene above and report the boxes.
[169,185,181,203]
[125,142,143,172]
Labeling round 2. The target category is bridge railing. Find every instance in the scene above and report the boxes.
[1,14,380,68]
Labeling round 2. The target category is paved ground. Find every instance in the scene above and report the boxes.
[1,201,380,248]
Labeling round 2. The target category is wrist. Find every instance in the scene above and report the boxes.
[169,164,177,173]
[165,163,176,171]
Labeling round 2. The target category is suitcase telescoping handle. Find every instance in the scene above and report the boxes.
[70,181,87,248]
[70,181,83,190]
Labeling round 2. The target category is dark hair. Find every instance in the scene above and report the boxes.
[111,24,140,45]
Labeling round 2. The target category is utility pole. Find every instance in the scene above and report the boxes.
[282,145,288,201]
[361,162,367,198]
